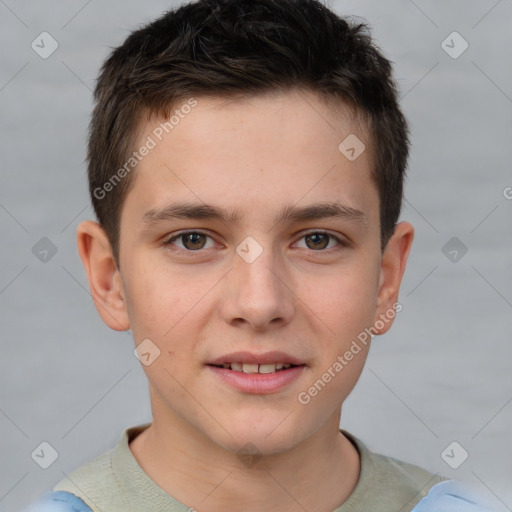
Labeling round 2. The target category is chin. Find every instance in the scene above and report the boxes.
[205,410,310,457]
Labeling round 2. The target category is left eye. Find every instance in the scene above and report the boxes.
[295,232,345,251]
[164,231,346,252]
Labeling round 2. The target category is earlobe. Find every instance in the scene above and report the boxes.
[76,220,130,331]
[373,221,414,335]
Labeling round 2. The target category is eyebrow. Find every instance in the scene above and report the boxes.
[141,201,368,228]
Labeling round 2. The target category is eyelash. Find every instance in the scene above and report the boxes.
[163,230,349,254]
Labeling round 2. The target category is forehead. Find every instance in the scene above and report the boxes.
[122,89,378,229]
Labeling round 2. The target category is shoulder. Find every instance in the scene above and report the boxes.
[21,448,118,512]
[51,443,118,492]
[19,490,93,512]
[349,431,446,489]
[365,449,448,509]
[412,479,497,512]
[47,424,152,510]
[49,442,127,511]
[340,431,497,512]
[366,444,446,491]
[22,443,126,512]
[339,431,447,511]
[21,424,157,512]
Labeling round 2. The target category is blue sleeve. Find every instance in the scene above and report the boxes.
[21,491,93,512]
[412,480,497,512]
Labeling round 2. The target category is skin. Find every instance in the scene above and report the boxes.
[77,89,414,512]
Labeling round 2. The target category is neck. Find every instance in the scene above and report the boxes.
[129,410,360,512]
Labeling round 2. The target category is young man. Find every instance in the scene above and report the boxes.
[24,0,495,510]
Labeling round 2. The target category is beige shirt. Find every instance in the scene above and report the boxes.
[53,423,447,512]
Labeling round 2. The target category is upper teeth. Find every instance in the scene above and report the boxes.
[221,362,292,373]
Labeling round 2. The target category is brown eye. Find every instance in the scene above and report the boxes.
[296,231,345,251]
[305,233,330,250]
[165,231,214,251]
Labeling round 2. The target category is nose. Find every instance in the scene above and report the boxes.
[220,242,295,332]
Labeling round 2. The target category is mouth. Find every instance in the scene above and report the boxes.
[208,362,301,374]
[206,352,307,394]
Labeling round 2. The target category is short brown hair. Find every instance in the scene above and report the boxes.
[87,0,410,263]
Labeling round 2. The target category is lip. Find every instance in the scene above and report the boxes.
[207,364,306,394]
[208,351,306,366]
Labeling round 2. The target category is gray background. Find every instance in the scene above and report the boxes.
[1,0,511,510]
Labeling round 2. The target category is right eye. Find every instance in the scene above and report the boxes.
[164,230,217,252]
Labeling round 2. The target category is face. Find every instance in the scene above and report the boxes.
[83,89,412,456]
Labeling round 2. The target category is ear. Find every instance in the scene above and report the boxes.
[372,221,414,335]
[76,220,130,331]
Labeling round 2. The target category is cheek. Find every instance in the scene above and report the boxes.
[120,259,166,342]
[123,259,208,354]
[305,263,379,336]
